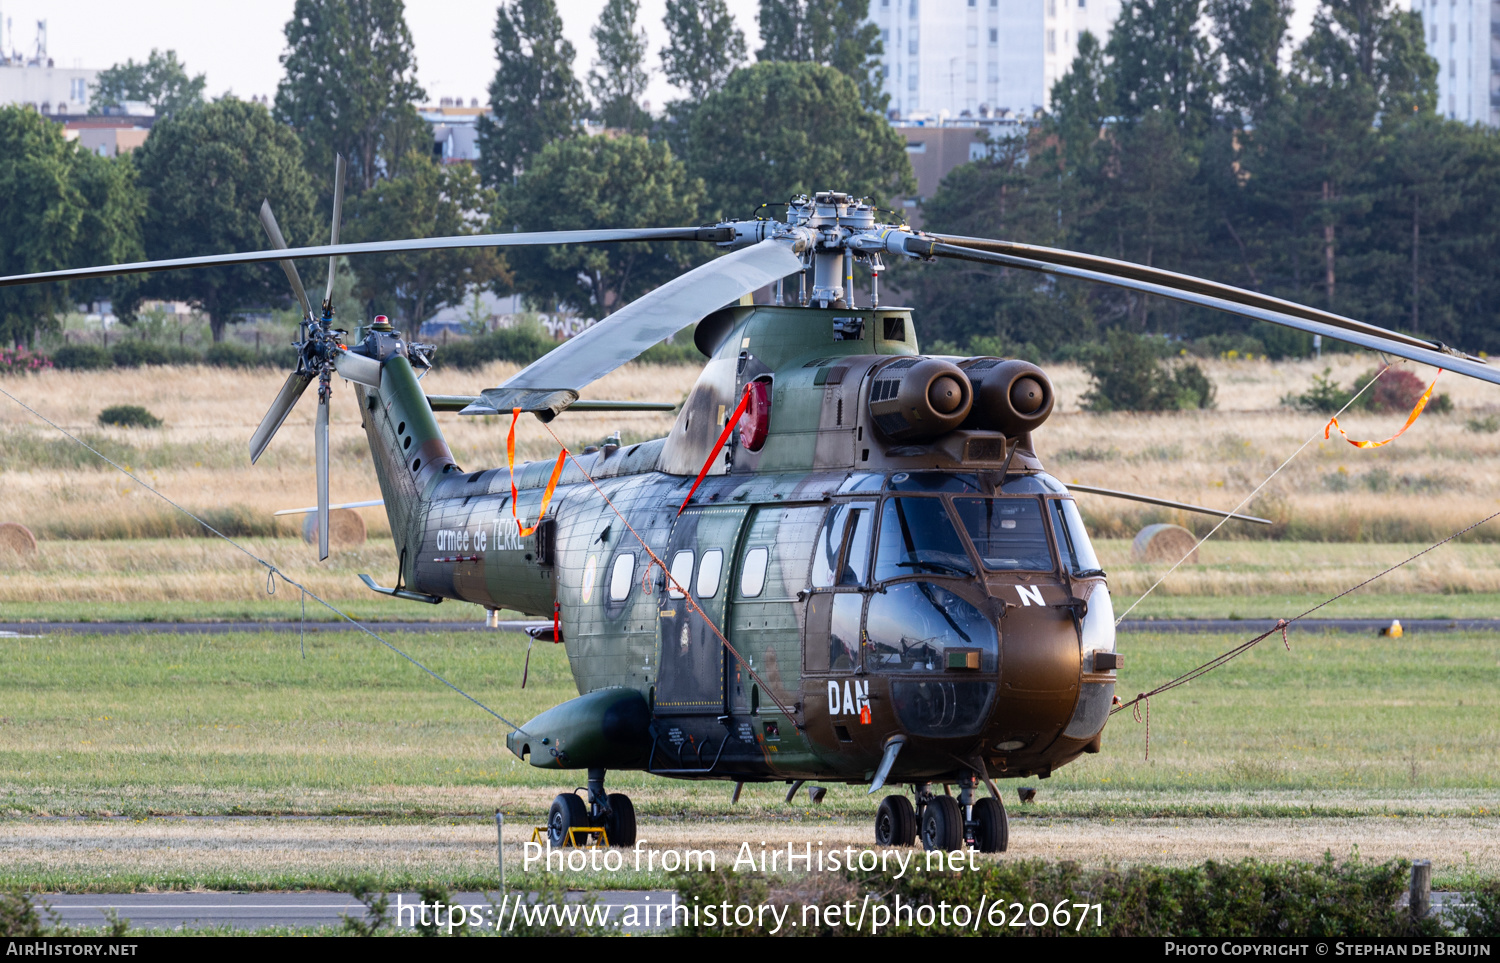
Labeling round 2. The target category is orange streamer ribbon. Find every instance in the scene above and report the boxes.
[1324,370,1442,449]
[506,407,568,537]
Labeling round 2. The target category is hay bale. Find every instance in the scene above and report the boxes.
[301,509,368,549]
[1132,523,1198,564]
[0,522,37,557]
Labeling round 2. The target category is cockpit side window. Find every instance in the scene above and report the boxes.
[1050,498,1104,576]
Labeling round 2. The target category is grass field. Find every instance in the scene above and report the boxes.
[0,625,1495,890]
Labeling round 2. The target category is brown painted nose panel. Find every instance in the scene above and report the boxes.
[991,591,1080,756]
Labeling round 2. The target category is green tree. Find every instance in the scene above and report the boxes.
[498,135,703,314]
[0,107,142,346]
[477,0,588,187]
[897,134,1089,357]
[131,99,317,342]
[756,0,886,111]
[89,49,205,118]
[661,0,747,101]
[1209,0,1293,125]
[1105,0,1215,134]
[687,61,914,220]
[345,154,510,330]
[274,0,427,192]
[590,0,651,132]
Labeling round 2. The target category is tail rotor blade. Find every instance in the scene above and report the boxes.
[324,154,346,310]
[258,200,314,322]
[249,371,314,464]
[316,392,330,561]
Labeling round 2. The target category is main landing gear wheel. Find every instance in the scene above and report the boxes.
[971,796,1008,853]
[604,792,637,846]
[874,795,916,847]
[920,795,963,852]
[548,792,588,847]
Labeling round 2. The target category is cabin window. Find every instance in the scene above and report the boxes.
[697,549,724,598]
[872,498,975,581]
[951,496,1054,571]
[739,547,769,598]
[865,581,997,672]
[668,550,694,599]
[609,552,636,601]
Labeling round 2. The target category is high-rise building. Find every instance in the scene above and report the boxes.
[1414,0,1498,125]
[869,0,1121,121]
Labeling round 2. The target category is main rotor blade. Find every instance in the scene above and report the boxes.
[923,241,1500,387]
[315,393,330,562]
[258,200,314,322]
[325,154,346,308]
[468,238,804,418]
[249,371,314,464]
[0,227,731,290]
[925,234,1484,364]
[1066,484,1272,525]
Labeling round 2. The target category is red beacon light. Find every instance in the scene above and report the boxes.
[739,380,771,452]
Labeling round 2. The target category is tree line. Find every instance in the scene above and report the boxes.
[907,0,1500,361]
[0,0,912,347]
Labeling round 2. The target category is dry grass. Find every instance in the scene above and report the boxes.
[0,361,695,542]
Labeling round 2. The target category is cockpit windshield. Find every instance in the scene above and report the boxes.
[872,497,976,580]
[951,496,1055,572]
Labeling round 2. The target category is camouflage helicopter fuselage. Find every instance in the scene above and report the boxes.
[353,302,1118,791]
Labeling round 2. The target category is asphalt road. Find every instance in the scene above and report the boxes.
[37,890,677,932]
[3,618,1497,637]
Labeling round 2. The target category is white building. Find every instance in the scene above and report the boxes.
[869,0,1121,121]
[0,60,97,115]
[1414,0,1498,125]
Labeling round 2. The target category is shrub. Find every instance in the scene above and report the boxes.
[1083,331,1215,412]
[204,341,262,368]
[50,343,113,370]
[1283,367,1355,413]
[675,856,1452,937]
[0,347,51,374]
[1466,414,1500,434]
[98,404,162,428]
[637,335,703,365]
[111,340,173,367]
[1356,366,1431,413]
[440,322,557,371]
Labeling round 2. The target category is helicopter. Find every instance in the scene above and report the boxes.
[5,168,1497,857]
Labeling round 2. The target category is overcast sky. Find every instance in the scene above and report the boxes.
[1,0,1324,111]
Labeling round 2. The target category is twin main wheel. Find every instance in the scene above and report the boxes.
[875,793,1008,853]
[546,791,637,847]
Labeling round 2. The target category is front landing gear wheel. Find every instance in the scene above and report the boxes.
[548,792,588,847]
[875,795,916,846]
[920,795,963,851]
[876,792,918,846]
[972,796,1008,853]
[604,792,636,847]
